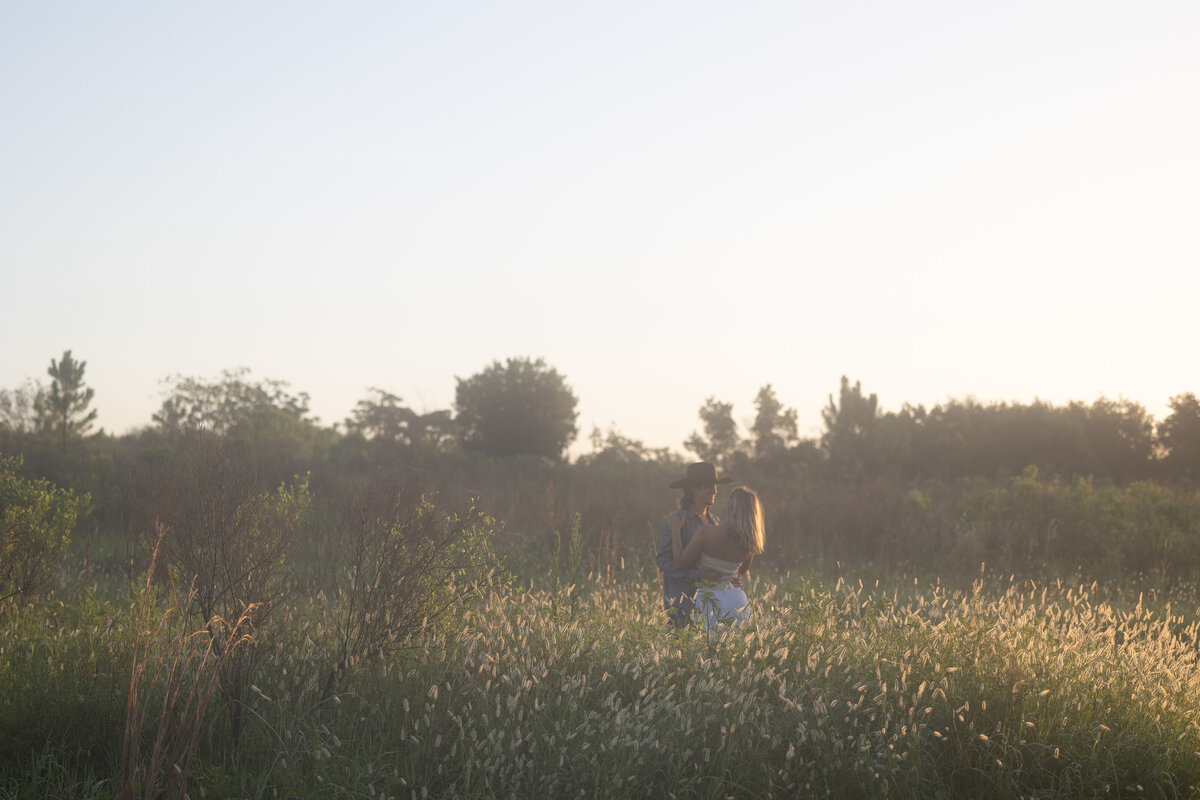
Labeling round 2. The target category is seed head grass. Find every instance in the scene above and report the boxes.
[4,570,1200,798]
[244,572,1200,798]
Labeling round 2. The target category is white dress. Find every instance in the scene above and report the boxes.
[693,553,751,629]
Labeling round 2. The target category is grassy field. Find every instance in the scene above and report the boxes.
[4,558,1200,799]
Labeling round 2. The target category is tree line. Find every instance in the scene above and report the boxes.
[4,350,1200,486]
[5,349,1200,588]
[687,378,1200,485]
[0,354,580,463]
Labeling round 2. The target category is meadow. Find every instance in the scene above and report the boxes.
[4,546,1200,799]
[5,419,1200,798]
[6,346,1200,797]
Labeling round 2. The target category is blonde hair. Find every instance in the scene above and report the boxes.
[726,486,764,555]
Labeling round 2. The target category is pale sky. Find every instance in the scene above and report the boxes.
[3,1,1198,458]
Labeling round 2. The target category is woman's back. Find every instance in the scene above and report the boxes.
[699,523,753,566]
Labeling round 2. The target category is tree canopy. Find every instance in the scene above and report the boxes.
[820,376,880,478]
[454,357,578,460]
[153,368,329,484]
[35,350,97,453]
[751,384,799,458]
[153,368,312,434]
[583,423,673,467]
[684,397,744,467]
[0,380,41,435]
[1160,393,1200,479]
[345,389,456,450]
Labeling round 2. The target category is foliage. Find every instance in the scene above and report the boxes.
[344,388,408,440]
[1075,397,1156,482]
[6,365,1200,604]
[12,356,1200,794]
[34,350,98,454]
[582,424,675,467]
[807,381,1160,484]
[324,474,500,696]
[890,468,1200,580]
[138,430,311,743]
[0,379,42,435]
[153,368,312,435]
[345,387,456,449]
[1160,392,1200,479]
[821,375,880,478]
[144,431,310,625]
[151,368,334,486]
[684,396,745,466]
[751,383,799,457]
[0,455,89,602]
[454,356,579,460]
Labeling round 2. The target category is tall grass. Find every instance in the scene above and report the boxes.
[4,562,1200,797]
[120,528,257,800]
[287,570,1200,798]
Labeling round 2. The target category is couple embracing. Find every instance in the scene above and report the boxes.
[655,462,765,630]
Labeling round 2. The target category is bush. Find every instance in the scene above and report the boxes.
[0,455,89,602]
[323,471,500,696]
[914,469,1200,581]
[139,431,312,743]
[141,431,310,625]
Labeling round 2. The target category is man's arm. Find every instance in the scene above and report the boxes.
[670,514,706,570]
[655,517,677,574]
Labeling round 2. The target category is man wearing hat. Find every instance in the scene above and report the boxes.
[656,461,734,628]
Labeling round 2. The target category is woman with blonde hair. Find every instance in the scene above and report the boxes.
[667,486,764,629]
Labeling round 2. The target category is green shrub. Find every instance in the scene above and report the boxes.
[322,473,501,697]
[942,469,1200,581]
[0,455,89,602]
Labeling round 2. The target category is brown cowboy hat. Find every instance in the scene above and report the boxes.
[669,461,733,489]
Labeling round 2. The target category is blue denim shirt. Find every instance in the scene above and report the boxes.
[656,507,720,589]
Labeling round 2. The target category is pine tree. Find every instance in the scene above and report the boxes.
[751,384,799,457]
[35,350,98,453]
